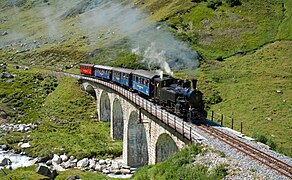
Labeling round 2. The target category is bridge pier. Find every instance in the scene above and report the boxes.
[82,80,190,166]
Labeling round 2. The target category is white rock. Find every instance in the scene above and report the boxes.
[89,159,96,169]
[60,154,68,162]
[111,161,119,170]
[63,160,71,169]
[53,164,65,171]
[99,159,106,165]
[120,169,131,174]
[105,158,112,165]
[21,142,31,148]
[102,169,110,174]
[77,158,89,168]
[52,154,62,165]
[95,164,102,171]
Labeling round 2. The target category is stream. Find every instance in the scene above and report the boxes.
[0,148,35,170]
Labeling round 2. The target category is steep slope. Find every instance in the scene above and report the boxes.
[0,0,291,157]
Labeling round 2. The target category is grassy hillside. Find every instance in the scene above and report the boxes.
[0,69,122,159]
[201,41,292,156]
[132,144,227,180]
[0,0,291,171]
[167,0,286,60]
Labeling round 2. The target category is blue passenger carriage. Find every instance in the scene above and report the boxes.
[94,65,113,80]
[132,70,160,97]
[112,67,133,88]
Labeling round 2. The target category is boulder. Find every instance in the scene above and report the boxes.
[120,168,131,174]
[77,158,89,168]
[111,161,119,170]
[95,164,102,172]
[122,165,131,169]
[69,155,75,161]
[52,154,62,165]
[99,159,106,165]
[21,142,31,148]
[36,165,58,179]
[36,165,51,177]
[0,110,7,119]
[31,157,40,165]
[1,144,9,151]
[18,124,26,133]
[102,169,110,174]
[0,158,12,166]
[63,160,72,169]
[46,160,52,166]
[66,174,80,180]
[89,159,96,169]
[60,154,68,162]
[2,31,8,36]
[53,164,65,171]
[1,72,14,78]
[105,158,112,165]
[265,117,273,121]
[112,169,122,174]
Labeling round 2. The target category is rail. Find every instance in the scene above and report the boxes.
[197,124,292,179]
[64,72,206,142]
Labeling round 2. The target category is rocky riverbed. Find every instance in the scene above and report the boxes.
[0,147,134,178]
[0,122,134,178]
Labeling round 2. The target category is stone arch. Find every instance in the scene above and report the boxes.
[84,84,96,99]
[100,91,111,122]
[112,98,123,140]
[156,133,179,163]
[127,111,148,166]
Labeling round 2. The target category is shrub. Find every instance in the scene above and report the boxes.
[208,90,223,104]
[207,0,222,10]
[252,132,277,150]
[224,0,241,7]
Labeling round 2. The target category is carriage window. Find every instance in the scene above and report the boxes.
[145,80,149,86]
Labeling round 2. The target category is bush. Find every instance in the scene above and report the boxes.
[207,0,222,10]
[252,132,277,150]
[208,90,223,104]
[224,0,241,7]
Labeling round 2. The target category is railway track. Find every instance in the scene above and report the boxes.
[196,124,292,179]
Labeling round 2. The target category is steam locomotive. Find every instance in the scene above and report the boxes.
[80,64,207,122]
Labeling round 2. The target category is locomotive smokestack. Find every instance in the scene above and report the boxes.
[191,79,197,90]
[160,70,163,80]
[183,80,191,88]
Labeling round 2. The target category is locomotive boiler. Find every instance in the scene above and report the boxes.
[153,76,207,122]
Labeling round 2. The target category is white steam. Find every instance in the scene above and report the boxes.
[132,43,173,76]
[78,0,199,74]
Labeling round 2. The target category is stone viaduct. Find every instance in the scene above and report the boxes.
[78,76,205,166]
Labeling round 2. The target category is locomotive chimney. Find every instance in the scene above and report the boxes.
[183,80,191,88]
[191,79,197,90]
